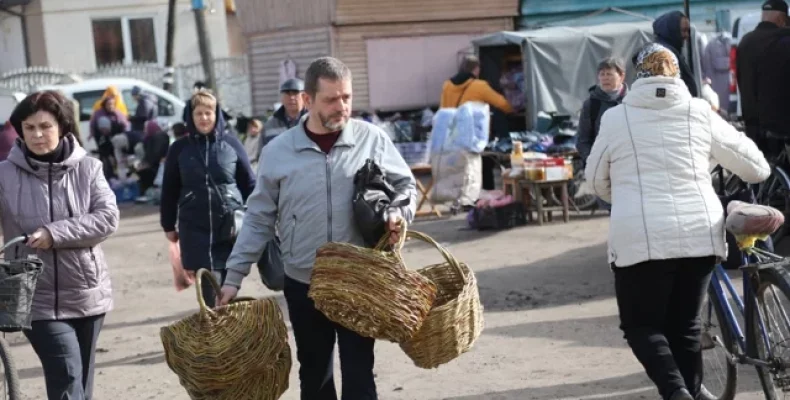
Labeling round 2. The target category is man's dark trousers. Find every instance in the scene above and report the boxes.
[284,276,377,400]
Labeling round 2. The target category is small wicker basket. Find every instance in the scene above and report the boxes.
[399,231,484,369]
[308,223,438,343]
[160,269,291,398]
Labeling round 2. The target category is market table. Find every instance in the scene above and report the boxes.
[502,174,570,225]
[410,164,441,218]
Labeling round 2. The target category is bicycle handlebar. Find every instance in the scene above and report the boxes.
[0,236,28,256]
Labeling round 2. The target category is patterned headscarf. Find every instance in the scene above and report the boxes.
[634,43,681,79]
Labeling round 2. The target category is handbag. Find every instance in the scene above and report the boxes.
[190,141,245,241]
[352,159,409,247]
[256,238,285,291]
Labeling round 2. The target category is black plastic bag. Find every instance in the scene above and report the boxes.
[256,238,284,291]
[353,159,409,247]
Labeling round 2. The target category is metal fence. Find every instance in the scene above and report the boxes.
[0,56,252,116]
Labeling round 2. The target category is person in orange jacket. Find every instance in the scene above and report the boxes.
[440,55,514,192]
[440,55,514,113]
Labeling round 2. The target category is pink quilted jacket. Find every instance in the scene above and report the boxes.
[0,136,118,321]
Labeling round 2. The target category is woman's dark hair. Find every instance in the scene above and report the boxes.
[9,90,78,138]
[597,57,626,76]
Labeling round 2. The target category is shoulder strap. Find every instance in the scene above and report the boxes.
[589,98,602,133]
[456,80,475,107]
[189,137,228,210]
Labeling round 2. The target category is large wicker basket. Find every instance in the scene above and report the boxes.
[308,224,438,343]
[399,231,484,369]
[160,269,291,398]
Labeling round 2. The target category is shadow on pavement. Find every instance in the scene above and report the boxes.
[19,350,167,380]
[442,372,654,400]
[485,315,623,349]
[475,243,612,312]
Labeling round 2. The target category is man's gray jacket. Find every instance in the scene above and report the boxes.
[224,117,417,287]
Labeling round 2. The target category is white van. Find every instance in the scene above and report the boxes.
[38,78,186,152]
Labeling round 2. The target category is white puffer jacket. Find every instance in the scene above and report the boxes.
[585,76,770,268]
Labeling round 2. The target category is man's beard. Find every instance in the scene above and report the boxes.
[318,110,348,131]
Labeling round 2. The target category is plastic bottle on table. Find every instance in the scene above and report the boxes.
[509,141,524,178]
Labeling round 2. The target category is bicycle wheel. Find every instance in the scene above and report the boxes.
[0,335,20,400]
[755,167,790,246]
[746,265,790,400]
[700,287,738,400]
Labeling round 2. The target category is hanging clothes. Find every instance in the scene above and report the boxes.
[702,33,732,114]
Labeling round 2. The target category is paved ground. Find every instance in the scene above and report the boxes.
[3,205,774,399]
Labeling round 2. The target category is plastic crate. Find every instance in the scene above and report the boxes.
[471,202,527,231]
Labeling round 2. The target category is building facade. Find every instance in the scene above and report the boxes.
[0,0,244,74]
[237,0,519,114]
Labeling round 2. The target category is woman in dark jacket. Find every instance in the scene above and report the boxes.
[160,90,255,307]
[577,57,628,165]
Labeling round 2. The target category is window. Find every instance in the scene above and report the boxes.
[72,90,106,122]
[92,17,158,66]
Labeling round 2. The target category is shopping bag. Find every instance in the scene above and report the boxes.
[169,241,195,291]
[256,239,285,291]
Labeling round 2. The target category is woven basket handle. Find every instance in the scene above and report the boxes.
[196,268,223,313]
[373,219,408,253]
[404,230,468,284]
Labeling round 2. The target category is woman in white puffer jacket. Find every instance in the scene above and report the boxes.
[585,43,770,400]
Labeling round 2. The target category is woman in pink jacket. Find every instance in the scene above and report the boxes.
[2,91,119,400]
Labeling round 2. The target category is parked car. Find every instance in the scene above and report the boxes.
[37,78,186,152]
[729,12,761,117]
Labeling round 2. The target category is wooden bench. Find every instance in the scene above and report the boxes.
[502,174,570,225]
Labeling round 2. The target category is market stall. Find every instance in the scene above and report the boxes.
[463,21,705,226]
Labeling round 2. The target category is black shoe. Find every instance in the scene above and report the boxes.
[670,388,694,400]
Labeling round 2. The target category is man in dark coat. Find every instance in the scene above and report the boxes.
[257,78,308,153]
[737,0,790,150]
[652,11,698,97]
[129,86,158,132]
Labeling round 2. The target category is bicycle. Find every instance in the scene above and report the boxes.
[0,235,44,400]
[755,140,790,246]
[700,203,790,400]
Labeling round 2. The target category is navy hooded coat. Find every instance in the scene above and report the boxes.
[160,101,256,271]
[652,11,699,97]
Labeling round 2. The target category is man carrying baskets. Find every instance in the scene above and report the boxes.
[219,57,417,399]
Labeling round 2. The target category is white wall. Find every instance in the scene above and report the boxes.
[38,0,230,72]
[0,10,27,74]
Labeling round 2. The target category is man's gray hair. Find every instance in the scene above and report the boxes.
[597,57,626,75]
[304,57,352,96]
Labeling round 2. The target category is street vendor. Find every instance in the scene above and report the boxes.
[440,55,514,191]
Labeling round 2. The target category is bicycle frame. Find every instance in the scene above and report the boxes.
[708,254,775,368]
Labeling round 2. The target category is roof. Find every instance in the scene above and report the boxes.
[471,21,654,47]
